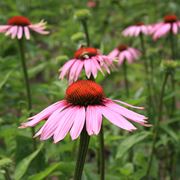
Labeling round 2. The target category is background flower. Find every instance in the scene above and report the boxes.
[122,22,152,37]
[0,16,49,39]
[59,47,113,83]
[108,44,141,65]
[150,14,180,40]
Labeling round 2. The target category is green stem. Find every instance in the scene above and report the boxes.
[18,39,36,150]
[169,32,176,115]
[99,126,105,180]
[3,168,12,180]
[139,34,154,115]
[81,20,90,46]
[74,128,90,180]
[122,60,129,97]
[146,72,169,178]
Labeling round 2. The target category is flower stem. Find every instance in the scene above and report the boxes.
[99,126,105,180]
[81,20,90,46]
[18,39,36,150]
[74,128,90,180]
[169,32,176,115]
[122,60,129,97]
[139,34,154,116]
[146,72,169,178]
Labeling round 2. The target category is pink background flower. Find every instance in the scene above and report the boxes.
[0,16,49,40]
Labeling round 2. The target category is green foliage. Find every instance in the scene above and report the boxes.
[0,0,180,179]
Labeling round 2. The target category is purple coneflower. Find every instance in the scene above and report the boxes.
[0,15,49,39]
[20,80,149,143]
[59,47,113,83]
[122,22,152,37]
[150,14,180,40]
[108,44,141,65]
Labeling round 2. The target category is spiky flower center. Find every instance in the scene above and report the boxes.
[164,15,177,23]
[8,16,31,26]
[117,44,128,52]
[65,80,105,106]
[74,47,99,59]
[135,22,144,26]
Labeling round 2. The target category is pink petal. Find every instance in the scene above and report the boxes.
[108,49,119,58]
[20,101,66,128]
[0,25,10,33]
[5,26,15,36]
[112,99,144,109]
[24,27,30,40]
[59,59,76,79]
[172,23,178,34]
[153,23,171,40]
[86,105,102,135]
[70,106,85,140]
[105,101,147,125]
[84,59,92,78]
[69,60,81,83]
[100,106,137,131]
[118,52,126,65]
[74,61,84,81]
[53,107,76,143]
[17,26,23,39]
[40,107,69,140]
[90,59,98,78]
[92,58,104,75]
[11,26,18,39]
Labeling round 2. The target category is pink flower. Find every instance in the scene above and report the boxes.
[19,80,149,143]
[0,16,49,40]
[59,47,113,83]
[87,0,97,8]
[151,14,180,40]
[108,44,141,65]
[122,22,152,37]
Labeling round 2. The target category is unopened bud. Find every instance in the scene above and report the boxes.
[74,9,91,21]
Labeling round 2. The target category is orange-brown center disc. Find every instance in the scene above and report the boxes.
[66,80,105,106]
[8,16,31,26]
[135,22,144,26]
[117,44,128,52]
[74,47,99,59]
[164,15,177,23]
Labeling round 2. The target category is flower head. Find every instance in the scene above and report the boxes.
[20,80,149,143]
[122,22,152,37]
[108,44,141,65]
[151,14,180,40]
[59,47,113,83]
[0,15,49,40]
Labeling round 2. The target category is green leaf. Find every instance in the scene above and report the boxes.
[28,162,74,180]
[0,157,12,167]
[116,132,150,159]
[0,71,13,90]
[28,163,60,180]
[14,144,44,180]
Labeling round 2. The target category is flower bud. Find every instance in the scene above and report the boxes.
[74,9,91,21]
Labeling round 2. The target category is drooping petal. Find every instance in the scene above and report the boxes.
[84,59,92,78]
[108,49,119,59]
[59,59,76,79]
[20,101,66,128]
[24,27,30,40]
[0,25,10,33]
[105,101,148,125]
[11,26,18,39]
[53,107,76,143]
[172,23,178,34]
[17,26,23,39]
[70,106,85,140]
[100,106,137,131]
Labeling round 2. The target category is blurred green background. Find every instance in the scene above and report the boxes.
[0,0,180,179]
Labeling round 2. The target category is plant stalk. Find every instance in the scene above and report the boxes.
[122,60,129,97]
[99,126,105,180]
[146,72,169,178]
[81,20,90,46]
[18,39,36,149]
[74,128,90,180]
